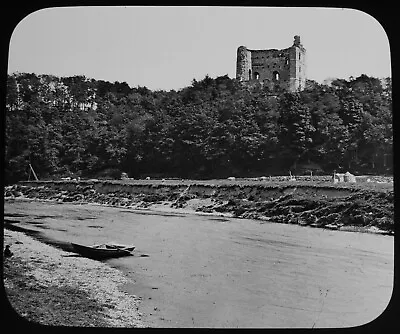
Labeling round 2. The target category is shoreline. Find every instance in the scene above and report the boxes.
[5,196,393,236]
[4,179,394,236]
[3,229,145,327]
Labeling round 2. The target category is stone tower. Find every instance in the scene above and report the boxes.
[236,35,306,92]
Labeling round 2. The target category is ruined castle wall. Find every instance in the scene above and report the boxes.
[297,46,307,90]
[236,36,307,92]
[289,46,306,91]
[236,46,252,81]
[249,48,292,91]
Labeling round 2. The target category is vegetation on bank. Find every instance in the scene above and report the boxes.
[5,73,392,184]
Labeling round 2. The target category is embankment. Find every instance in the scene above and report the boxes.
[4,178,394,235]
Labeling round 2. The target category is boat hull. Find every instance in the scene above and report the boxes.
[71,243,134,259]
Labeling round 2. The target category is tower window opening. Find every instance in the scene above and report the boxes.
[254,72,260,80]
[273,71,280,81]
[248,69,252,79]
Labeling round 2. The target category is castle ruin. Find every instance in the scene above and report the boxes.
[236,35,306,92]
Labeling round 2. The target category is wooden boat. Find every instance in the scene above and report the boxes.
[71,242,135,259]
[101,243,135,252]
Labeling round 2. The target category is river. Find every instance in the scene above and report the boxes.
[4,199,394,328]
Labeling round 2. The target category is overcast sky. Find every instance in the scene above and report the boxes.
[8,6,391,91]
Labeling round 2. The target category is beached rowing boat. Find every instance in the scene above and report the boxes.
[71,242,135,259]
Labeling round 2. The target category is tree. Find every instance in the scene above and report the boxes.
[278,93,315,169]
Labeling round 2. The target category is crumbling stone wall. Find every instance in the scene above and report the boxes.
[236,35,306,92]
[236,46,252,81]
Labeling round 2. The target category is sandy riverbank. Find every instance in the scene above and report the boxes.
[3,229,145,327]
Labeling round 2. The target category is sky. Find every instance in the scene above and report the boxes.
[7,6,391,91]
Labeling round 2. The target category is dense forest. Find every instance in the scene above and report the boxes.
[5,72,392,183]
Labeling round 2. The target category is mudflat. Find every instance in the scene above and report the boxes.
[4,200,394,328]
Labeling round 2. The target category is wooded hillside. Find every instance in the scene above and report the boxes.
[5,73,392,183]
